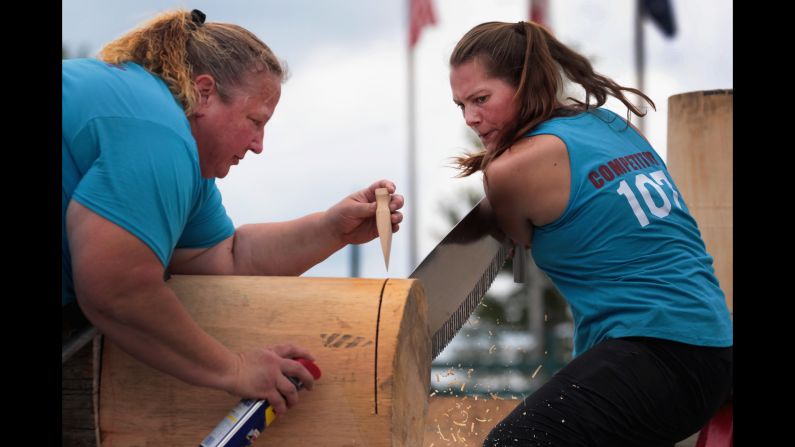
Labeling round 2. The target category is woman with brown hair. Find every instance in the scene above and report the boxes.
[449,21,732,446]
[62,9,404,415]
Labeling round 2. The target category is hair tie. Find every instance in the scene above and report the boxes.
[191,9,206,26]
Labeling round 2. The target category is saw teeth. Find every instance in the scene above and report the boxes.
[431,242,509,358]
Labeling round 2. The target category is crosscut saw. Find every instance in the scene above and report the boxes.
[409,197,525,359]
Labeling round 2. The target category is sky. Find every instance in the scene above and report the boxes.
[62,0,733,280]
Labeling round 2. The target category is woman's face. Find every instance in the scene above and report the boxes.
[450,58,519,152]
[189,72,281,179]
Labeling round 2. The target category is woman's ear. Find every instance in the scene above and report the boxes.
[193,74,216,105]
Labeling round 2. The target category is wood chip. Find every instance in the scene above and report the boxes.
[436,424,449,441]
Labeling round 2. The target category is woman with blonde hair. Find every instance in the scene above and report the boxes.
[62,9,404,415]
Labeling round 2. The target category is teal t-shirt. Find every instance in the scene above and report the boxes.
[527,108,732,356]
[62,59,235,305]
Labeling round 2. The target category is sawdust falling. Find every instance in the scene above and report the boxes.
[436,424,449,441]
[428,383,520,445]
[427,355,542,446]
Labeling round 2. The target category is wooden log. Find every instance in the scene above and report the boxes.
[667,90,733,314]
[98,276,430,446]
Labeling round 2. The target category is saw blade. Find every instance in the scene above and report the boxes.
[409,198,512,358]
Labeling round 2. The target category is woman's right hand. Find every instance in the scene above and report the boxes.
[225,344,316,415]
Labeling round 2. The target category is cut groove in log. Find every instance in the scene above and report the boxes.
[374,278,388,415]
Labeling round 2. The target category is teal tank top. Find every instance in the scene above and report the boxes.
[527,108,732,357]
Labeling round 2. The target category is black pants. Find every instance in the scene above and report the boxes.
[484,337,732,447]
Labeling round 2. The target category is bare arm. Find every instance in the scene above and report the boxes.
[169,179,405,276]
[483,135,571,247]
[66,201,315,412]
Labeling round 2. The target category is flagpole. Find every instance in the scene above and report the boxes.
[406,0,436,272]
[635,0,646,134]
[407,41,418,271]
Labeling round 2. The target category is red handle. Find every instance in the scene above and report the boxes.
[296,358,322,380]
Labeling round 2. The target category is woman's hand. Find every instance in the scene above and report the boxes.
[324,179,404,245]
[225,344,316,415]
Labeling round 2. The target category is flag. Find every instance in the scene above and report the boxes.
[529,0,550,29]
[641,0,676,38]
[409,0,437,48]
